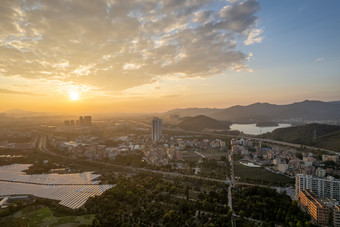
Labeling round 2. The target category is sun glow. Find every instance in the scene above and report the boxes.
[69,92,79,101]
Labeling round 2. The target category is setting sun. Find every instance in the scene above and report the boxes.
[69,92,79,101]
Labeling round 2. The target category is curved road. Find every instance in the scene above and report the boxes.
[37,135,58,157]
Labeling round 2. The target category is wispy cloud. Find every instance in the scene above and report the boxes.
[315,58,325,62]
[0,88,43,96]
[244,29,264,45]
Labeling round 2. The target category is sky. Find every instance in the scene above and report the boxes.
[0,0,339,113]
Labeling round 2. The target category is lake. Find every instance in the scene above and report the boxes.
[230,123,291,135]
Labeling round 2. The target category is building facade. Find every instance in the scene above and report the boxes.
[299,190,329,226]
[151,118,162,142]
[334,205,340,227]
[322,155,339,163]
[296,174,340,202]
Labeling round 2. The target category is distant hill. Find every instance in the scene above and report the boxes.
[261,123,340,151]
[210,100,340,122]
[2,109,49,116]
[209,102,282,122]
[166,108,222,117]
[177,115,230,131]
[166,100,340,123]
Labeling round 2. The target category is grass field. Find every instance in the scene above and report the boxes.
[234,161,294,185]
[182,149,227,162]
[1,206,95,227]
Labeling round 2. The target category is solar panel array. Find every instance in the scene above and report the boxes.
[0,164,101,184]
[0,164,114,209]
[0,181,113,209]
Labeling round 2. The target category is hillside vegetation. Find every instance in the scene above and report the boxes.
[178,115,230,131]
[261,123,340,151]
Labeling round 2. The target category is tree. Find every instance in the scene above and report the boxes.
[296,152,303,160]
[185,186,190,200]
[163,210,175,224]
[92,218,101,227]
[238,210,245,219]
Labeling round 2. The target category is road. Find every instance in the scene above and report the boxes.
[37,135,58,157]
[164,128,338,154]
[228,150,235,227]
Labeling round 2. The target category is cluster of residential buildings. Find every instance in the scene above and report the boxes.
[231,137,340,225]
[50,131,229,166]
[49,117,231,166]
[50,134,145,160]
[296,174,340,226]
[231,138,340,178]
[143,143,182,166]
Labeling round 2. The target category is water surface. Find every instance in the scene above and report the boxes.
[230,123,291,135]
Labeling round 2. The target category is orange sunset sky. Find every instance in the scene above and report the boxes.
[1,0,339,113]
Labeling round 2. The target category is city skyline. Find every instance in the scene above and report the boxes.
[0,0,339,113]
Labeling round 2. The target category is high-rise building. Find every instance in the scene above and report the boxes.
[296,174,340,201]
[151,118,162,142]
[78,116,92,126]
[84,116,92,126]
[79,116,84,126]
[64,116,92,127]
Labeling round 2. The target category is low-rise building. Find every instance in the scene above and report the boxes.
[278,163,288,173]
[323,155,339,163]
[316,167,326,178]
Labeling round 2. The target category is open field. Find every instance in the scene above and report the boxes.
[234,161,294,185]
[1,206,95,227]
[182,149,227,162]
[182,150,201,162]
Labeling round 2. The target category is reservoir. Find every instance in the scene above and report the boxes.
[230,123,291,135]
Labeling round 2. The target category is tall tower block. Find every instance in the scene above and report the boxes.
[151,118,162,142]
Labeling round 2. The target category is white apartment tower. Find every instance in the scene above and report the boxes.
[151,118,162,142]
[296,174,340,201]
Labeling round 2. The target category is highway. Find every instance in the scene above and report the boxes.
[37,135,58,157]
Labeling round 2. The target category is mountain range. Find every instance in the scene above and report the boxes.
[177,115,230,131]
[1,109,47,116]
[166,100,340,123]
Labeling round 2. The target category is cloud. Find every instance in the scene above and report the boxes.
[315,58,325,62]
[193,11,213,23]
[244,28,264,45]
[0,0,261,92]
[0,88,42,96]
